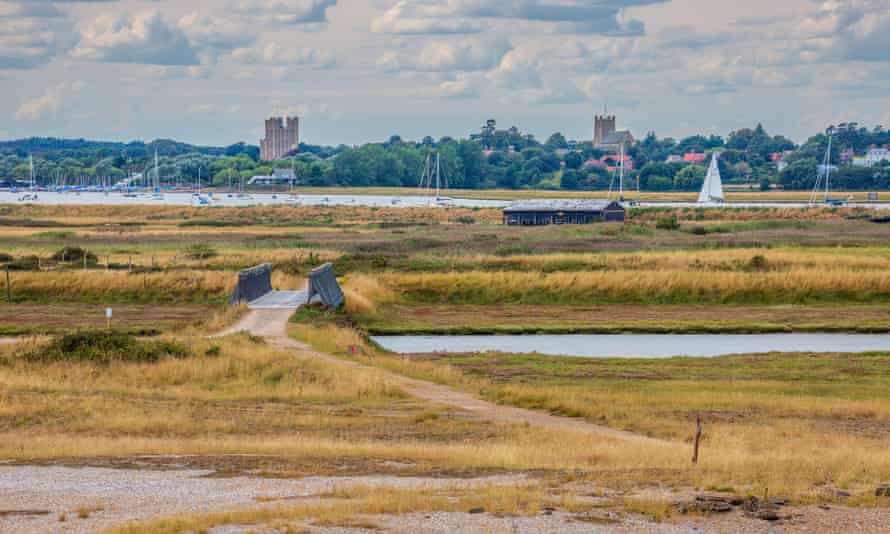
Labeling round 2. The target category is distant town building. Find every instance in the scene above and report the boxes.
[840,148,855,166]
[248,168,297,186]
[260,116,299,161]
[594,114,634,150]
[683,152,707,164]
[853,147,890,168]
[599,154,634,172]
[665,155,683,163]
[866,146,890,167]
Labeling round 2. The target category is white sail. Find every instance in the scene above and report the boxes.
[697,153,724,203]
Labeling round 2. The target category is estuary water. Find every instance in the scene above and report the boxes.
[0,191,508,208]
[4,191,890,210]
[371,333,890,359]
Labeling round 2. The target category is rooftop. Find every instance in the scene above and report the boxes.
[504,200,622,213]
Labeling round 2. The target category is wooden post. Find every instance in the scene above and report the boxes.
[106,255,109,271]
[83,254,87,269]
[5,266,10,304]
[128,256,132,273]
[692,415,702,464]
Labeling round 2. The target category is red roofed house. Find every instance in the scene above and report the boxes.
[683,152,707,164]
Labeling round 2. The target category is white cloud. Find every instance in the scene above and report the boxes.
[371,0,666,36]
[72,10,255,66]
[74,11,201,65]
[232,42,337,69]
[232,0,337,25]
[15,80,86,120]
[379,38,511,72]
[371,1,485,34]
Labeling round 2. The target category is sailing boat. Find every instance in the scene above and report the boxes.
[150,149,164,200]
[18,155,39,202]
[697,153,725,204]
[810,128,845,206]
[418,152,451,206]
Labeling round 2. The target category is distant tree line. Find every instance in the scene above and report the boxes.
[2,122,888,191]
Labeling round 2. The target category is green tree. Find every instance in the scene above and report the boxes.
[674,165,706,191]
[545,132,568,150]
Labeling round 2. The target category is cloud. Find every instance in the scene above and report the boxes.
[371,1,484,34]
[187,103,241,115]
[15,79,86,120]
[232,0,337,25]
[0,3,78,68]
[371,0,666,36]
[73,11,255,66]
[378,37,512,72]
[74,11,201,65]
[232,42,337,69]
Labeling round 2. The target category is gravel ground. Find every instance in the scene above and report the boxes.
[0,465,524,534]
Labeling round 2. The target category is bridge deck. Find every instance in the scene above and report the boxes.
[248,290,308,309]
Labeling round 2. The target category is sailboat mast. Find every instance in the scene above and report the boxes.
[29,155,34,190]
[618,143,624,200]
[824,147,829,202]
[154,149,159,190]
[435,152,440,198]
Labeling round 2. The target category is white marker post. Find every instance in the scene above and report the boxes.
[105,307,113,330]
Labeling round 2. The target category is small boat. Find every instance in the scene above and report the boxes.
[285,194,300,204]
[18,193,38,202]
[697,153,725,205]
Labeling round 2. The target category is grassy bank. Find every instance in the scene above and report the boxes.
[289,317,890,502]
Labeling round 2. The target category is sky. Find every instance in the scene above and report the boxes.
[1,0,889,146]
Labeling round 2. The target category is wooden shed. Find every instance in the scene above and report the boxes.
[503,200,625,226]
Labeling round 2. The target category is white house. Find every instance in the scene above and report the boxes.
[866,147,890,167]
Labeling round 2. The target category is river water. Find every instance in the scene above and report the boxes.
[4,191,890,210]
[0,191,508,208]
[371,333,890,359]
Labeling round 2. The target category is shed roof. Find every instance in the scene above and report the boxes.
[503,200,623,213]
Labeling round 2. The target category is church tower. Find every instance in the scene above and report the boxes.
[594,114,616,147]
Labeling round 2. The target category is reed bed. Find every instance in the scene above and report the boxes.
[377,268,890,305]
[0,269,303,302]
[439,247,890,273]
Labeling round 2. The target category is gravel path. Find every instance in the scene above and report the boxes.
[221,308,664,445]
[0,465,524,533]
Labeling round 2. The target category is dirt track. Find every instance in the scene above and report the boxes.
[220,308,663,445]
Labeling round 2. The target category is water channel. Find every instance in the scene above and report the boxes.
[372,333,890,359]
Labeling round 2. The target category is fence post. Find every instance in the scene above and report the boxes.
[128,256,132,273]
[692,415,702,464]
[5,266,10,304]
[83,254,87,270]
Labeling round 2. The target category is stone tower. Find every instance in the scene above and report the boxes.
[260,116,299,161]
[594,115,616,147]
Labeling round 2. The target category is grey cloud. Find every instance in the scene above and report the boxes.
[0,8,76,68]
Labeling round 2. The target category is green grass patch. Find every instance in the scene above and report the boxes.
[19,331,189,365]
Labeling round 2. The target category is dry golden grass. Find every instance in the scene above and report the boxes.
[453,247,890,273]
[0,269,303,302]
[342,274,397,315]
[104,482,548,534]
[288,321,890,502]
[376,268,890,304]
